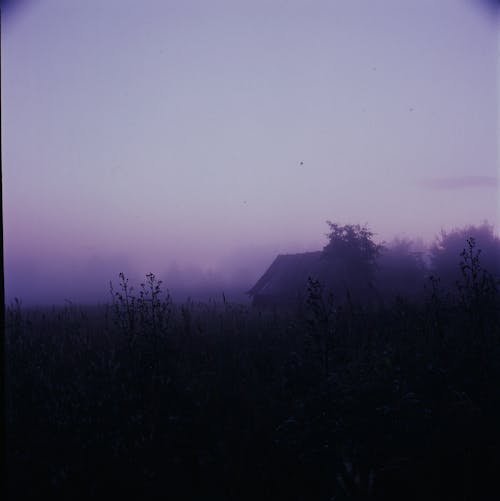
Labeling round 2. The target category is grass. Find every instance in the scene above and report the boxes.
[5,263,500,500]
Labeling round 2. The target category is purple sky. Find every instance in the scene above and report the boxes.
[2,0,499,304]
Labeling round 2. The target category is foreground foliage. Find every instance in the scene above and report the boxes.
[5,261,500,500]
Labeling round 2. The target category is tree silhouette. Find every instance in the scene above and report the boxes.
[321,222,383,300]
[323,222,382,270]
[376,238,427,300]
[430,222,500,288]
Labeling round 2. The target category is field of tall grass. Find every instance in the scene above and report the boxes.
[5,253,500,500]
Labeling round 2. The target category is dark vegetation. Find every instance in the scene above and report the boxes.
[5,223,500,500]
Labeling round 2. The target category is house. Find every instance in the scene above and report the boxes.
[248,249,382,308]
[247,251,325,308]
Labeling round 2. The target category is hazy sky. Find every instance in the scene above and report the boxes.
[2,0,499,303]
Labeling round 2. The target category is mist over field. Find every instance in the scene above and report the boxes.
[6,242,280,304]
[3,0,499,305]
[5,223,500,307]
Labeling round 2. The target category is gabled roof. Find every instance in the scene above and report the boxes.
[247,251,323,297]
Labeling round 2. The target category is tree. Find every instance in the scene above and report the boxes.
[321,222,383,300]
[323,222,382,271]
[429,222,500,288]
[375,238,427,300]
